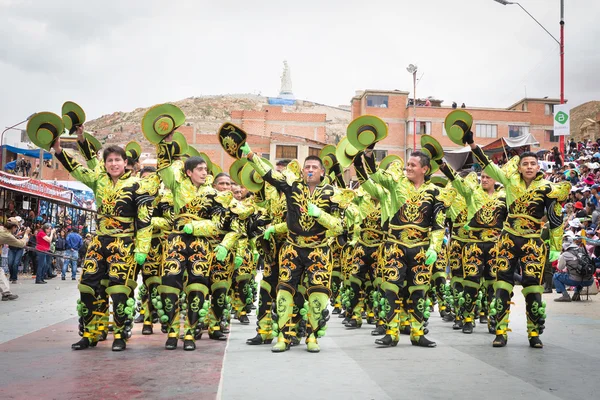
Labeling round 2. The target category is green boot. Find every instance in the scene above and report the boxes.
[461,280,481,334]
[72,284,100,350]
[523,285,546,349]
[271,288,295,353]
[491,281,513,347]
[408,285,436,347]
[105,285,133,351]
[157,285,181,349]
[306,289,330,353]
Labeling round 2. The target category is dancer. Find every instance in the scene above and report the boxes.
[53,134,154,351]
[437,162,508,334]
[466,135,569,348]
[242,144,342,353]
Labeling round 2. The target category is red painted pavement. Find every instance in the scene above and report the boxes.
[0,318,226,400]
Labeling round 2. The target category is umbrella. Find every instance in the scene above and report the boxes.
[4,160,16,171]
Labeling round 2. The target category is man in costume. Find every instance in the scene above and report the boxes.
[203,173,242,340]
[343,188,384,329]
[465,134,569,348]
[157,146,233,350]
[357,149,451,347]
[135,166,173,335]
[436,163,508,334]
[52,132,154,352]
[246,167,290,346]
[242,143,342,353]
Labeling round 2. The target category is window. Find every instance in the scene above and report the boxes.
[546,130,559,143]
[276,145,297,159]
[262,153,270,160]
[374,150,388,162]
[366,95,389,108]
[407,121,431,135]
[508,125,529,138]
[475,124,498,138]
[309,147,320,157]
[545,104,554,115]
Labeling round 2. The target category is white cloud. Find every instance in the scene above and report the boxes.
[0,0,598,132]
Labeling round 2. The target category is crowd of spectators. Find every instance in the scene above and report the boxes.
[0,209,92,300]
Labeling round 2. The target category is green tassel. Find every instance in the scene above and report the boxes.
[126,298,135,307]
[160,314,168,323]
[317,326,327,338]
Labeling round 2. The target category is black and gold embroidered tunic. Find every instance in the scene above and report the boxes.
[249,157,342,247]
[55,150,155,255]
[472,147,570,252]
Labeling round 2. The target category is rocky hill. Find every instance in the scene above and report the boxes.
[84,94,351,151]
[570,100,600,140]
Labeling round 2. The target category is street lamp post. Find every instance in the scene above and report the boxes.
[406,64,418,156]
[1,113,36,168]
[493,0,565,159]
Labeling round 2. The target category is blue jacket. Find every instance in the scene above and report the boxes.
[66,232,83,251]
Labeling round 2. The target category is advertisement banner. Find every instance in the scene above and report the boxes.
[553,104,571,136]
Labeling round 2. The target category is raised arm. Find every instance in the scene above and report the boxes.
[469,142,509,188]
[52,138,100,192]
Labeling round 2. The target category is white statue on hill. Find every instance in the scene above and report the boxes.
[279,60,294,99]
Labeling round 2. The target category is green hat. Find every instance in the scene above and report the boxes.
[62,101,86,135]
[185,145,201,159]
[26,112,64,151]
[319,145,338,173]
[428,159,439,175]
[229,159,248,185]
[335,137,359,168]
[198,152,213,172]
[241,158,272,192]
[172,131,188,157]
[125,141,142,162]
[347,115,388,151]
[421,135,444,161]
[218,122,247,159]
[141,103,185,144]
[83,132,102,153]
[430,176,448,188]
[379,154,404,171]
[211,164,223,176]
[444,110,473,146]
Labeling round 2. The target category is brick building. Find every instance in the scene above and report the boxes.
[351,89,563,161]
[34,104,330,181]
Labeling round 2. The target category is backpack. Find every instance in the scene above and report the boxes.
[574,248,595,280]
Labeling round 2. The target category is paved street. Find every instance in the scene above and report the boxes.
[1,275,599,400]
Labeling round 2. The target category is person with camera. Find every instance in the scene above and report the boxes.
[0,217,30,300]
[35,223,55,284]
[7,217,27,284]
[554,234,596,302]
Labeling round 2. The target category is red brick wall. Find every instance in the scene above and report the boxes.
[353,91,556,152]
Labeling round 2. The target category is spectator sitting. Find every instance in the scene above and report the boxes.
[586,203,599,228]
[553,237,596,302]
[583,176,595,186]
[574,202,587,218]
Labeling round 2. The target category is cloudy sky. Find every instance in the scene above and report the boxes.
[1,0,598,139]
